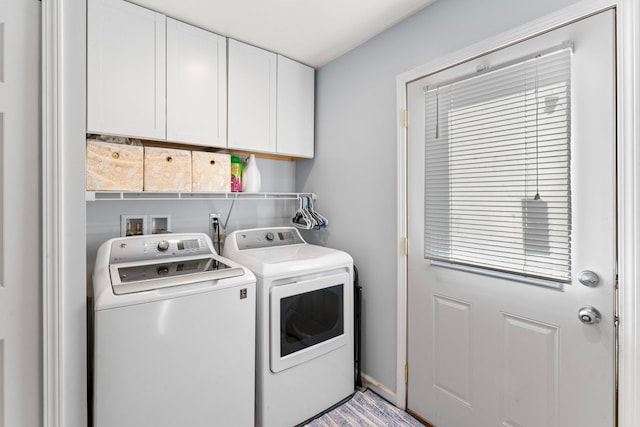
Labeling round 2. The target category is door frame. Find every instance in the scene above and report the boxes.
[42,0,88,426]
[394,1,640,426]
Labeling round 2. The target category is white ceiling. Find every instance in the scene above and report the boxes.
[128,0,437,68]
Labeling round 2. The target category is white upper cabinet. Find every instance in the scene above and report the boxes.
[87,0,166,140]
[87,0,315,158]
[227,39,277,153]
[166,18,227,147]
[276,55,315,158]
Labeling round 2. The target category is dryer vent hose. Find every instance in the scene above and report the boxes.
[354,264,362,388]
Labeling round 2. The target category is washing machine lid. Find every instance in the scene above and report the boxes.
[110,256,245,295]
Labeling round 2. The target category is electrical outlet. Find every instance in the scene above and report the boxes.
[209,213,220,231]
[121,215,146,237]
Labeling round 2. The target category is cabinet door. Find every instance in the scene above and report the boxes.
[87,0,166,139]
[228,39,277,152]
[276,56,315,158]
[167,18,227,147]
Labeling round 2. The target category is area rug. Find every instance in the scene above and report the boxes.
[303,389,424,426]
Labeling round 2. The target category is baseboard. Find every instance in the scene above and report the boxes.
[406,409,436,427]
[361,373,403,408]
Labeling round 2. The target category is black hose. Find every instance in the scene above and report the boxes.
[353,264,362,388]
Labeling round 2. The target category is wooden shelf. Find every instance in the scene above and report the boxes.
[86,134,309,162]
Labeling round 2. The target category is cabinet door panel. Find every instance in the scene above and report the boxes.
[277,56,315,158]
[167,18,227,147]
[87,0,166,139]
[228,39,277,152]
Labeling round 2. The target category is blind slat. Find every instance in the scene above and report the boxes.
[424,48,572,282]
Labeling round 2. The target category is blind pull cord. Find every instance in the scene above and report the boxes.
[534,55,541,201]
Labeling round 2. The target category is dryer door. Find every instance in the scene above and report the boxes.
[270,271,351,373]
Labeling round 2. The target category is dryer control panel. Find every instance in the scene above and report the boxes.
[233,227,305,250]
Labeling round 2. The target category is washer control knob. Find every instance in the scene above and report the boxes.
[157,240,170,251]
[265,232,275,241]
[157,266,169,276]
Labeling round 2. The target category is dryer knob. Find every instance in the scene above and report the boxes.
[265,232,275,241]
[157,240,170,251]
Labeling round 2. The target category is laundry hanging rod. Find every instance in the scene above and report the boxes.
[86,191,316,202]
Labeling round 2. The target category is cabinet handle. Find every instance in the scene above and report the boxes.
[112,152,120,159]
[166,156,173,163]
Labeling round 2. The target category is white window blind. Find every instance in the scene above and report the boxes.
[424,47,572,283]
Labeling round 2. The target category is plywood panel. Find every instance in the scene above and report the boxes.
[434,295,472,406]
[502,314,558,427]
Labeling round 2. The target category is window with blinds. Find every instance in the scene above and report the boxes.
[424,47,572,283]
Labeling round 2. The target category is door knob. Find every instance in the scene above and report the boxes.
[578,270,599,287]
[578,306,601,325]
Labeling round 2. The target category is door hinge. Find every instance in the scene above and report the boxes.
[403,237,409,256]
[405,364,409,384]
[403,109,408,128]
[614,272,620,328]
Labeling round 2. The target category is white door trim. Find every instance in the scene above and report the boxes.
[395,2,640,426]
[42,2,61,425]
[42,0,88,426]
[616,0,640,425]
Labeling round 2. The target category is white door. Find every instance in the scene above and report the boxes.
[0,0,42,425]
[407,11,616,427]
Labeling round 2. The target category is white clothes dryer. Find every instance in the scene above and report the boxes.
[92,233,256,427]
[224,227,354,427]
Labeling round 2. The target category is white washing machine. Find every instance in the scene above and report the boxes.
[224,227,354,427]
[92,233,256,427]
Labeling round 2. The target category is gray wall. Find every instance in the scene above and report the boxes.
[297,0,581,393]
[86,158,297,282]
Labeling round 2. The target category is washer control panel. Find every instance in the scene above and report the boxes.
[109,234,211,263]
[234,227,304,250]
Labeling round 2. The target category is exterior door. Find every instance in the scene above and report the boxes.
[407,11,616,427]
[0,0,42,425]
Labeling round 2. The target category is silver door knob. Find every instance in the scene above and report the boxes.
[578,270,600,287]
[578,306,601,325]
